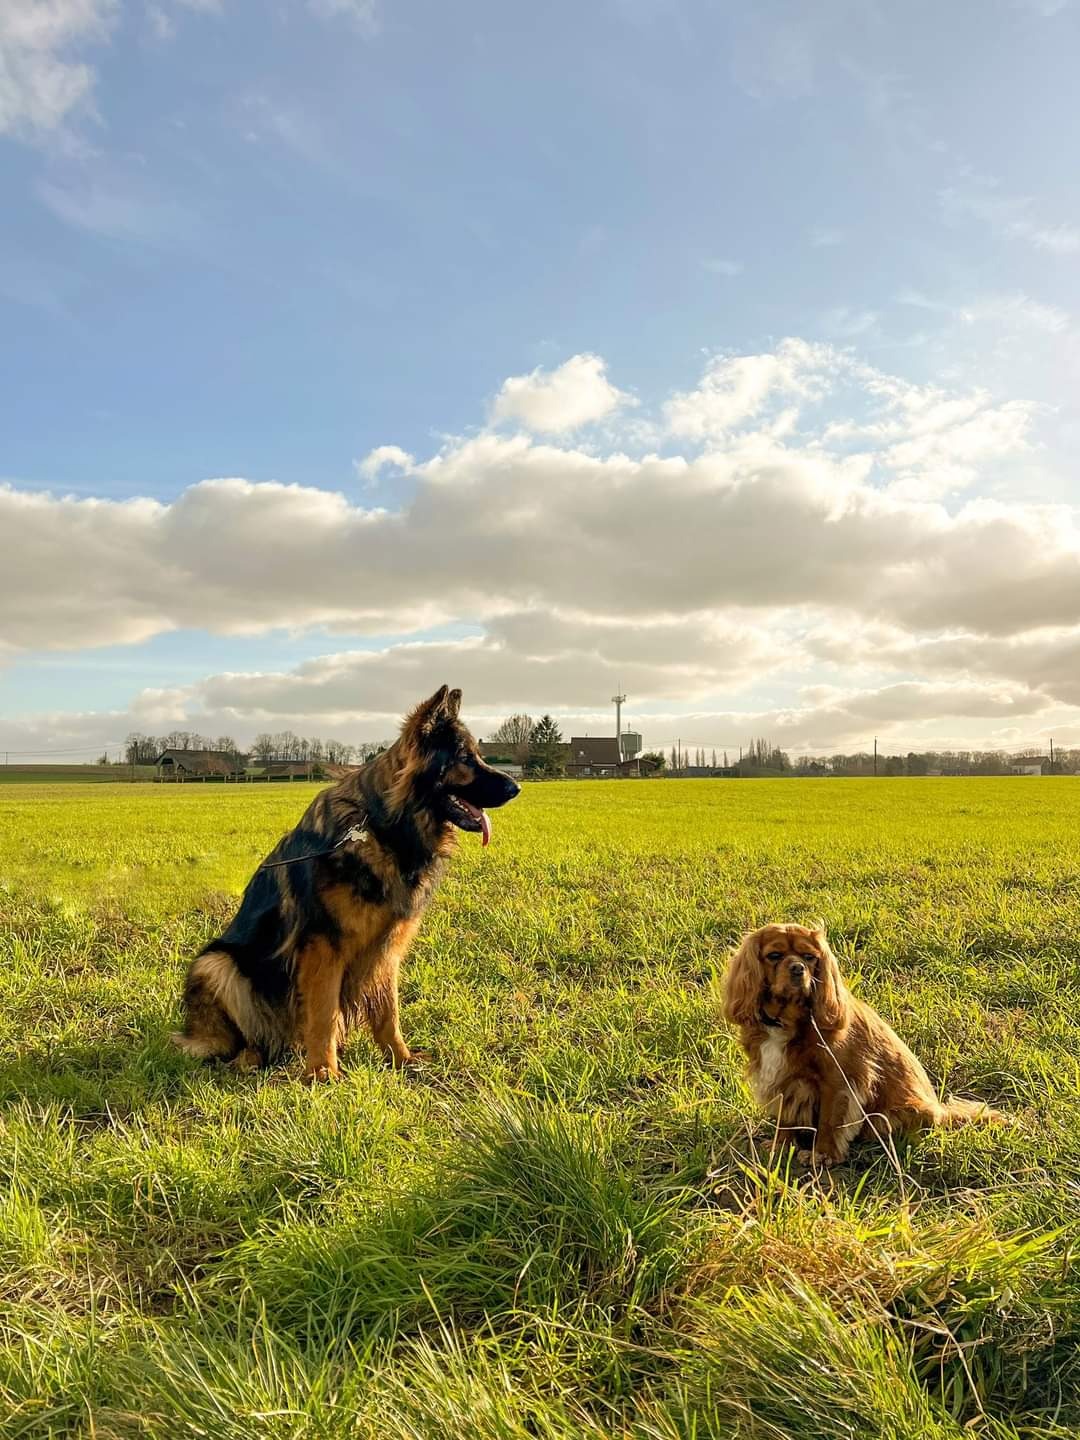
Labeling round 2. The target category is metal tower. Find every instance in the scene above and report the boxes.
[611,690,626,760]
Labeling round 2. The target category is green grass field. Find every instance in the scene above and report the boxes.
[0,766,158,785]
[1,778,1078,1438]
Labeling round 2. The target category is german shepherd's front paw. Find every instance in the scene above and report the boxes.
[228,1047,265,1073]
[303,1063,342,1085]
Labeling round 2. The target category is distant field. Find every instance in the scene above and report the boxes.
[1,778,1078,1438]
[0,764,157,784]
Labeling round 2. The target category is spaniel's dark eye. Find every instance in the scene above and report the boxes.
[765,951,784,961]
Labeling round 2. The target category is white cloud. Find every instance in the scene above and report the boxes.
[808,622,1080,711]
[956,293,1069,335]
[702,258,744,277]
[6,340,1080,752]
[3,665,1061,761]
[491,354,630,434]
[822,369,1038,500]
[158,616,778,724]
[3,342,1075,658]
[0,0,116,138]
[664,338,836,439]
[356,445,414,481]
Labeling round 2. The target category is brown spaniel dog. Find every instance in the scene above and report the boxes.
[724,922,999,1168]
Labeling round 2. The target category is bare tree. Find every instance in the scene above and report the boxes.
[252,733,275,763]
[487,714,535,764]
[356,740,390,762]
[125,733,159,764]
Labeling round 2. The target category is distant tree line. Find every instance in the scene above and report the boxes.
[668,743,1079,778]
[122,724,1077,779]
[123,732,243,765]
[248,733,388,765]
[791,747,1079,777]
[122,732,389,767]
[647,739,1079,779]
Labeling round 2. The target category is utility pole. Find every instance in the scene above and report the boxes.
[1050,737,1054,774]
[611,689,626,761]
[873,737,878,777]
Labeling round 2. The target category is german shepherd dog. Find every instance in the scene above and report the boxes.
[172,686,520,1081]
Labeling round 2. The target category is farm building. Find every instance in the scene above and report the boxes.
[565,738,641,778]
[1010,757,1050,776]
[154,749,246,782]
[475,740,531,780]
[487,761,526,780]
[260,761,322,781]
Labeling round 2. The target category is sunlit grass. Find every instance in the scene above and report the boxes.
[1,778,1078,1436]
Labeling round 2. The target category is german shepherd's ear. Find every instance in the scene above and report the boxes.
[446,688,462,720]
[404,685,451,741]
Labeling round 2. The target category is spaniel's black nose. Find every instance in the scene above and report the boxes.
[790,962,805,979]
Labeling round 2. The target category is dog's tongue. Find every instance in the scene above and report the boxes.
[456,796,492,847]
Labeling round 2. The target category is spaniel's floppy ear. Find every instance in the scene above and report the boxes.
[810,923,849,1030]
[723,930,763,1026]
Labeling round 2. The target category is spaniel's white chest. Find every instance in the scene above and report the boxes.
[750,1029,790,1107]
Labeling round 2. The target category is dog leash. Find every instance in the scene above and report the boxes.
[257,819,369,870]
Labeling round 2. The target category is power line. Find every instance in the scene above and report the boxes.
[0,744,125,756]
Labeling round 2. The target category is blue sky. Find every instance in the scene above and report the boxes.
[3,0,1080,758]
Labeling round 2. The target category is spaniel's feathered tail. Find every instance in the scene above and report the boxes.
[936,1095,1004,1126]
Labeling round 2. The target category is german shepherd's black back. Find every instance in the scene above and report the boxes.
[172,686,519,1080]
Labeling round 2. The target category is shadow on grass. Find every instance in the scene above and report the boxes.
[0,1022,232,1116]
[209,1093,690,1347]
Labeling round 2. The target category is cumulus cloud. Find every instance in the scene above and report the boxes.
[491,354,630,433]
[356,445,414,481]
[27,665,1055,761]
[161,611,781,723]
[664,338,836,439]
[5,339,1080,752]
[2,344,1076,656]
[0,0,116,138]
